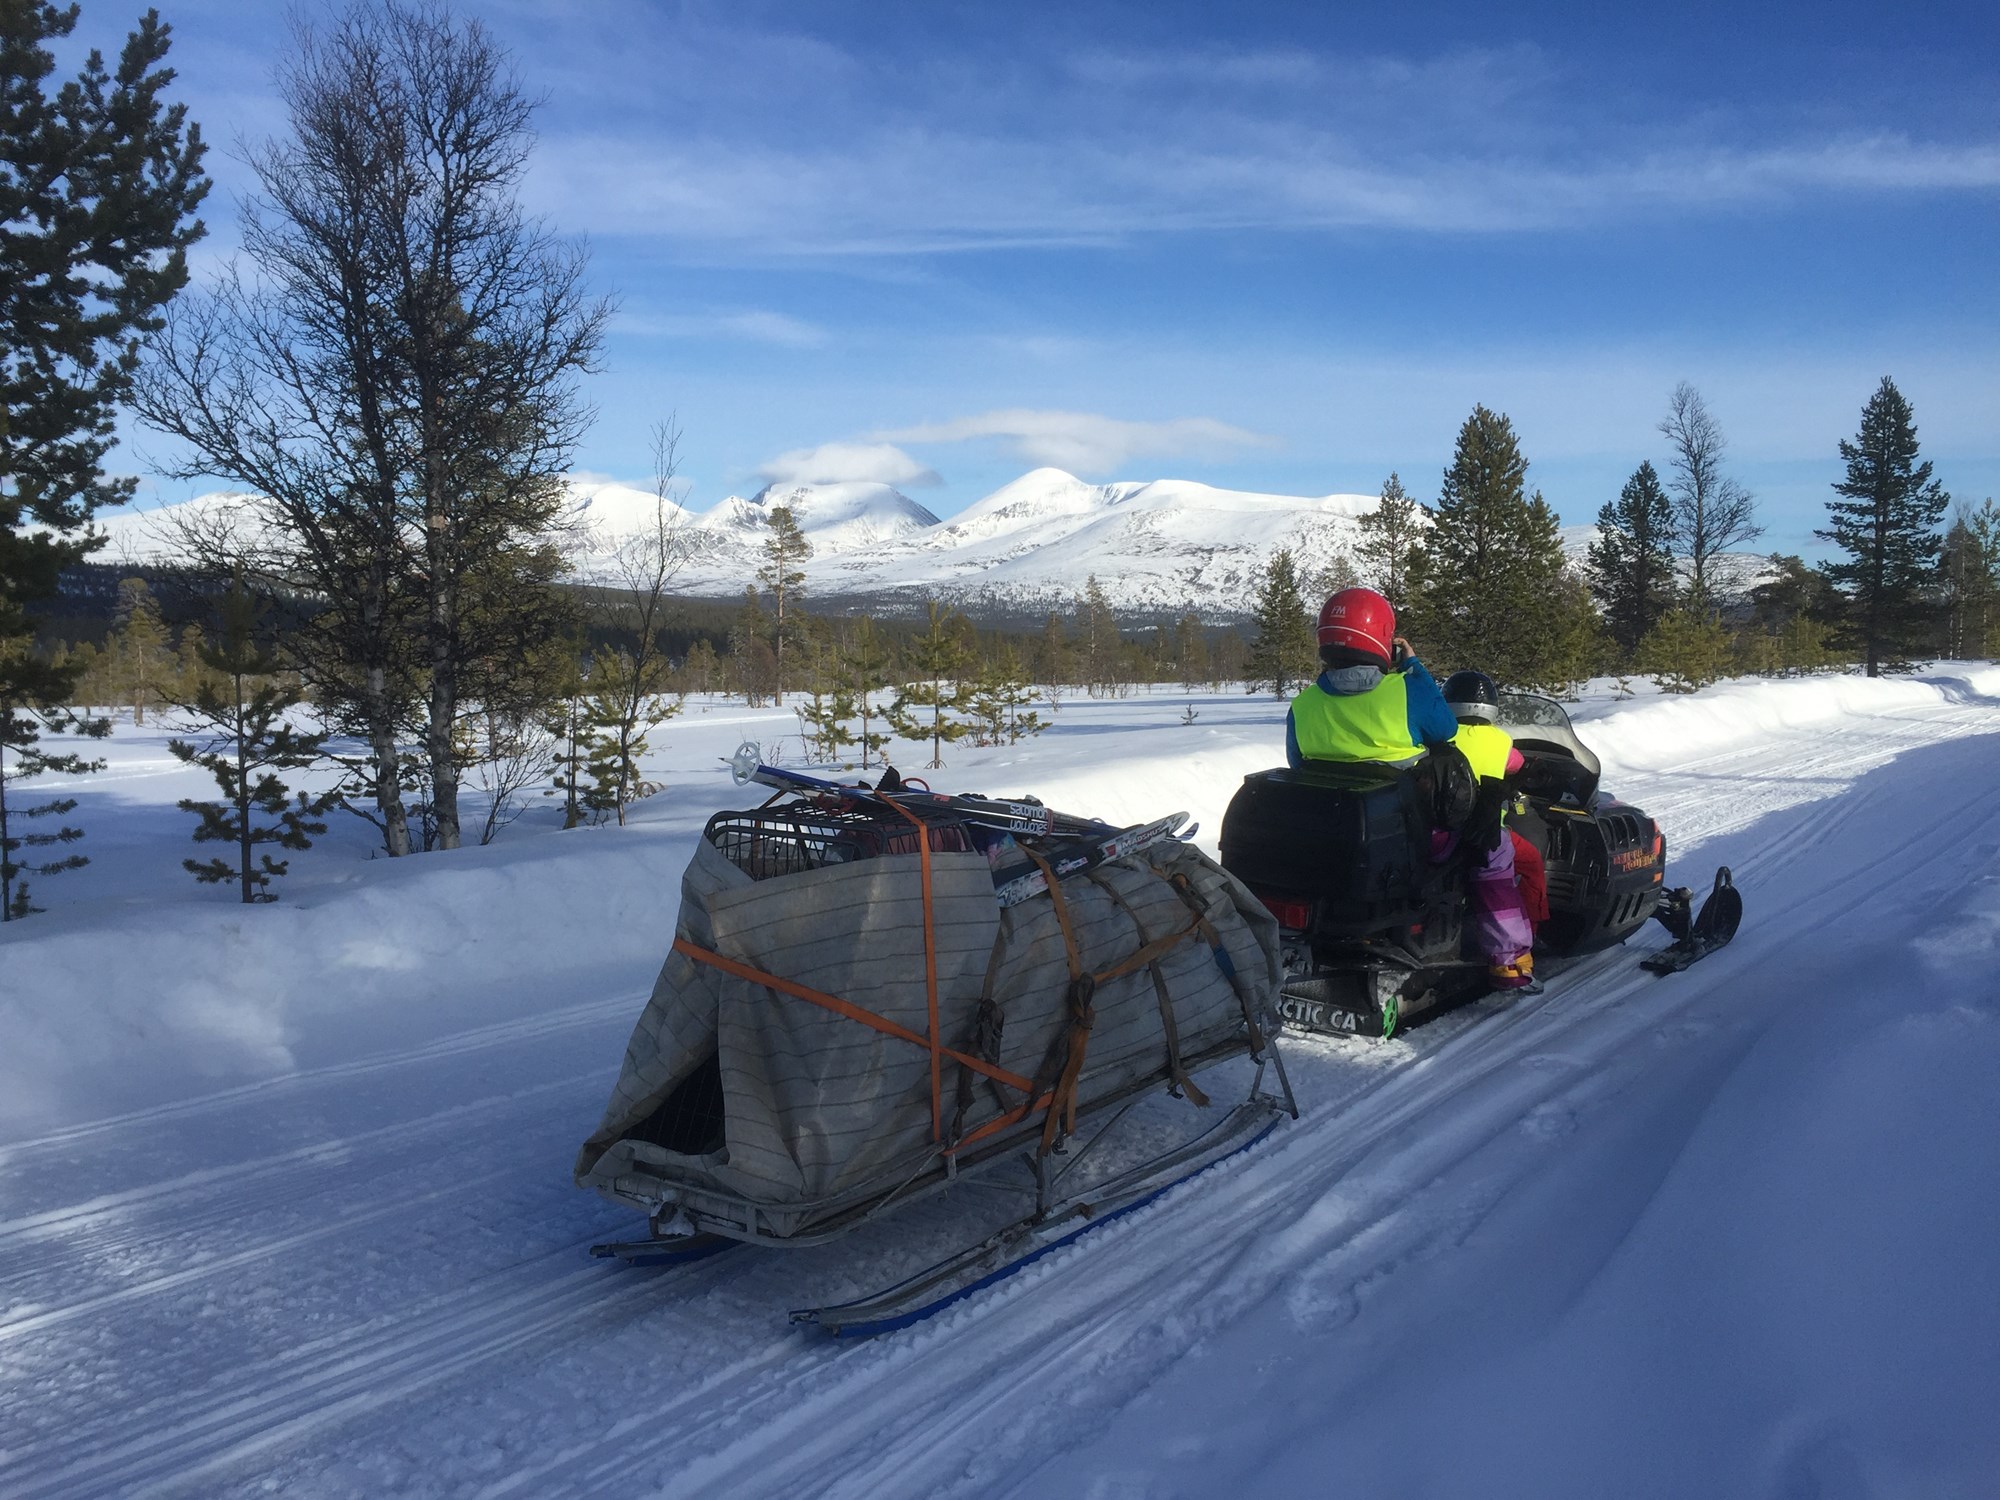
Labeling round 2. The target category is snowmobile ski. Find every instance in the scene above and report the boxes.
[989,812,1192,907]
[588,1231,737,1267]
[1641,866,1742,974]
[791,1098,1284,1339]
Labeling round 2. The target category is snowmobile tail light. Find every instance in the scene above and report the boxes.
[1259,895,1312,931]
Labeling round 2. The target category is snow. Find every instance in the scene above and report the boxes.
[2,664,1998,1497]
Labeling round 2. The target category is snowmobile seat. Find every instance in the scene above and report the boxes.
[1219,763,1437,931]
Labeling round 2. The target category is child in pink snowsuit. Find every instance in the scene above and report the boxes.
[1441,671,1537,990]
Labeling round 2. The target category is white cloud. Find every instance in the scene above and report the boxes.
[876,409,1276,476]
[616,309,827,347]
[758,442,942,488]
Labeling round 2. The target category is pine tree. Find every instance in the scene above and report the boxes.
[1817,378,1952,676]
[111,578,172,725]
[581,648,679,823]
[1077,577,1120,695]
[795,628,856,763]
[1209,628,1247,691]
[967,646,1047,747]
[1304,551,1359,605]
[835,616,895,767]
[1410,406,1581,685]
[1174,612,1207,691]
[888,601,976,768]
[1940,501,1999,660]
[541,652,594,829]
[1245,547,1316,698]
[0,686,108,920]
[167,580,333,901]
[1638,608,1733,694]
[1534,570,1610,698]
[1587,461,1678,657]
[1742,555,1840,675]
[1354,472,1425,603]
[174,622,214,702]
[727,587,777,706]
[758,497,813,691]
[678,638,721,696]
[1,5,208,747]
[1034,611,1071,711]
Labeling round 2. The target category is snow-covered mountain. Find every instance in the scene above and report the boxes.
[96,468,1383,617]
[95,470,1778,616]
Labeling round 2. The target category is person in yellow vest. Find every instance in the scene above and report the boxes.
[1442,670,1537,991]
[1286,588,1459,769]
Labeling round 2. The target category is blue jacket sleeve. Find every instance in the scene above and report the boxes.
[1285,707,1303,768]
[1401,658,1460,748]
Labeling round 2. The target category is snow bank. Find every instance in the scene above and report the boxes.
[1579,663,2000,776]
[0,829,691,1141]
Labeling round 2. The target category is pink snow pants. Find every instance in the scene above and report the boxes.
[1431,828,1534,965]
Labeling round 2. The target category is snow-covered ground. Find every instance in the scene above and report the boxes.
[3,666,1998,1497]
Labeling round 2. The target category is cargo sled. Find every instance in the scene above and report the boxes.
[576,753,1295,1333]
[1221,691,1742,1039]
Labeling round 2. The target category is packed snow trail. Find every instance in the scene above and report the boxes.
[1,673,1996,1497]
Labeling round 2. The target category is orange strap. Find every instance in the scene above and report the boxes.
[887,802,944,1141]
[671,937,1035,1098]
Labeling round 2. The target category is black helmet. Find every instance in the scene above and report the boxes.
[1443,670,1500,723]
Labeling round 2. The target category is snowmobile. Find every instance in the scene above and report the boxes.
[1220,691,1742,1040]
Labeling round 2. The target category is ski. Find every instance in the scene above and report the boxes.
[588,1232,737,1268]
[990,813,1192,907]
[1641,867,1742,975]
[791,1099,1284,1338]
[728,742,1114,838]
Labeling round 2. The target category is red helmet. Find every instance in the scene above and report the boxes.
[1317,587,1395,667]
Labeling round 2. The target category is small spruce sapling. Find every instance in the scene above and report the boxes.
[167,583,333,901]
[888,600,977,768]
[796,633,857,763]
[1637,608,1733,695]
[836,617,894,767]
[0,691,109,920]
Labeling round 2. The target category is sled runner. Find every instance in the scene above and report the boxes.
[1223,692,1743,1040]
[577,757,1294,1332]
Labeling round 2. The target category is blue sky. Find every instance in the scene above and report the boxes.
[81,0,2000,554]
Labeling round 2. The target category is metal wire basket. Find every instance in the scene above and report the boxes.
[703,803,975,880]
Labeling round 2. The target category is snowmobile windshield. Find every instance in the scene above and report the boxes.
[1498,692,1602,804]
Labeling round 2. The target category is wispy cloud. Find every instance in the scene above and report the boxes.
[535,127,2000,252]
[758,441,942,488]
[515,17,2000,253]
[877,410,1276,476]
[615,309,828,347]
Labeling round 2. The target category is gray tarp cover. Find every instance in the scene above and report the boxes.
[575,836,1281,1237]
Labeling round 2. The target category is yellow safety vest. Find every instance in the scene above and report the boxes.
[1290,675,1424,766]
[1452,721,1514,782]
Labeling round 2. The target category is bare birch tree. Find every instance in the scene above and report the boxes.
[587,419,691,824]
[137,2,603,853]
[1658,382,1762,609]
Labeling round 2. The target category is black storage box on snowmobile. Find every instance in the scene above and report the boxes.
[1219,763,1433,926]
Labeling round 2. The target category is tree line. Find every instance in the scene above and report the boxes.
[1243,386,1993,700]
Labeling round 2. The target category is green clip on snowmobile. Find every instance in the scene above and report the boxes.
[1220,691,1742,1040]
